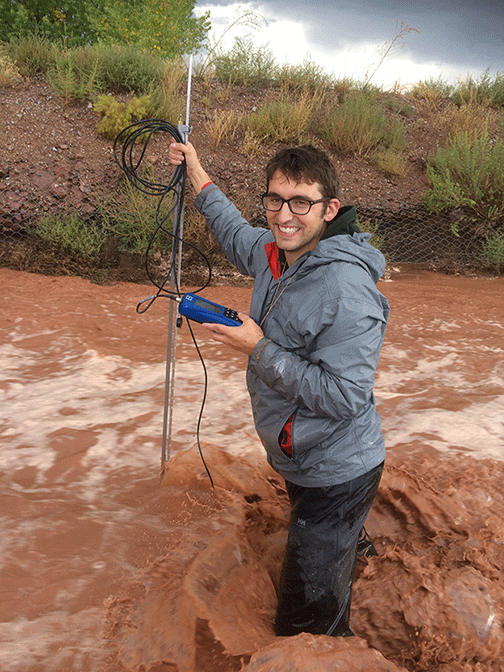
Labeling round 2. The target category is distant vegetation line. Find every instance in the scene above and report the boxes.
[1,34,503,275]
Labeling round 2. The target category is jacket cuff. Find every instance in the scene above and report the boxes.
[251,337,271,363]
[194,183,219,210]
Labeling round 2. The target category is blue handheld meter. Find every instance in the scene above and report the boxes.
[178,293,243,327]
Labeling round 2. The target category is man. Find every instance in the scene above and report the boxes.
[169,141,389,637]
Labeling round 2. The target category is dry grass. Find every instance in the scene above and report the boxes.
[207,109,241,147]
[436,102,500,143]
[0,49,24,87]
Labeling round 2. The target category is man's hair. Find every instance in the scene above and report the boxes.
[265,144,339,199]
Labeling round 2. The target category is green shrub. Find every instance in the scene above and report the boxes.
[5,35,57,76]
[477,227,504,272]
[276,59,335,93]
[213,37,276,87]
[147,60,186,121]
[322,91,407,158]
[423,126,504,226]
[451,68,504,108]
[101,173,174,251]
[94,94,151,140]
[243,92,316,144]
[357,218,387,255]
[48,46,103,101]
[99,45,165,94]
[34,211,106,258]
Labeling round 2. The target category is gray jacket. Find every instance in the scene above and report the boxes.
[195,185,389,487]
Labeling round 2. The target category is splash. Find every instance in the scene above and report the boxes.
[106,447,504,672]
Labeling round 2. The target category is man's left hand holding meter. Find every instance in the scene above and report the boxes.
[179,292,264,356]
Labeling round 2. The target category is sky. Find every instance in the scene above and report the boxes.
[194,0,504,89]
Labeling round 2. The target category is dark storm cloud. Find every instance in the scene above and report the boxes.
[201,0,504,74]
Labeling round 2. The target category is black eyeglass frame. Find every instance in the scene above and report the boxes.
[260,193,332,215]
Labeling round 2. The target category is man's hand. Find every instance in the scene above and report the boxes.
[168,141,212,193]
[201,313,264,356]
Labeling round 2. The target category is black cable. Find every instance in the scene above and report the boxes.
[113,119,212,308]
[186,318,214,489]
[113,119,215,487]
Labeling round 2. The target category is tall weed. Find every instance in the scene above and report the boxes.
[477,227,504,273]
[411,76,454,112]
[243,91,318,144]
[48,46,103,100]
[148,60,186,121]
[276,59,334,94]
[0,48,24,87]
[322,91,406,157]
[357,218,388,255]
[207,109,241,147]
[5,35,57,75]
[213,38,276,87]
[99,45,165,94]
[34,211,106,258]
[424,126,504,225]
[101,173,174,251]
[436,102,499,143]
[451,68,504,108]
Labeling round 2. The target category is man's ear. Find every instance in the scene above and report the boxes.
[324,198,340,221]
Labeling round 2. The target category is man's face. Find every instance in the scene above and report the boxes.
[265,170,340,266]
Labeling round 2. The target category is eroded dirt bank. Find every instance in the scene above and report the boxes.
[1,266,503,672]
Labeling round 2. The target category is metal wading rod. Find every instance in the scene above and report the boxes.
[160,55,193,473]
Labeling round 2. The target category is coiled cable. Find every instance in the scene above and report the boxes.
[113,119,212,311]
[114,119,215,487]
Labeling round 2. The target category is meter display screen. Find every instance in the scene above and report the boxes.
[194,297,221,314]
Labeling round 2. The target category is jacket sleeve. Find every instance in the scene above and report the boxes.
[195,184,271,278]
[248,292,388,421]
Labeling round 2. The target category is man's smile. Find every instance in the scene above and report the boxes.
[277,224,301,235]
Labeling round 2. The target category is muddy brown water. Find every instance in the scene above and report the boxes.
[1,266,503,672]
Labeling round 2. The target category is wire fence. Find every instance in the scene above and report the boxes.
[0,197,481,271]
[356,204,473,266]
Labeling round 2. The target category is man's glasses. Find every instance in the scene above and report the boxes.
[261,194,331,216]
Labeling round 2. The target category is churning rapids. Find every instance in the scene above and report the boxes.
[1,266,503,672]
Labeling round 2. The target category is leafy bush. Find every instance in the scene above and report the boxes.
[213,38,276,87]
[101,173,174,251]
[34,211,106,258]
[477,227,504,273]
[45,44,168,101]
[4,34,58,75]
[322,91,407,158]
[48,46,103,100]
[423,127,504,225]
[243,92,317,144]
[451,68,504,108]
[0,0,208,59]
[94,95,151,140]
[98,45,165,94]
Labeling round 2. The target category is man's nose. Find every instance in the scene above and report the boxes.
[276,201,293,221]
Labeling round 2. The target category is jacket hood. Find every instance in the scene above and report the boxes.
[321,205,361,238]
[299,205,386,284]
[265,204,385,284]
